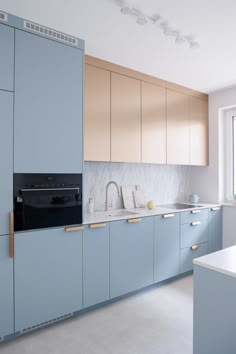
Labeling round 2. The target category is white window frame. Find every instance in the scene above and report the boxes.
[224,109,236,201]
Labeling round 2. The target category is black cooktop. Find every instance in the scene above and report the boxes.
[160,203,203,210]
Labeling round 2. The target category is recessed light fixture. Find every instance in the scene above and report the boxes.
[137,16,148,25]
[118,3,199,49]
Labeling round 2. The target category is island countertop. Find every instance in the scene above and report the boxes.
[194,245,236,278]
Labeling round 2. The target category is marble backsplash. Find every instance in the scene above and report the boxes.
[84,162,191,212]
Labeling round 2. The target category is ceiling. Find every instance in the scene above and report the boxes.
[1,0,236,93]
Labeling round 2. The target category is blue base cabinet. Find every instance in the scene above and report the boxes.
[14,29,83,173]
[83,224,109,308]
[0,236,14,338]
[154,213,180,283]
[0,23,14,91]
[14,228,83,332]
[0,91,13,236]
[209,207,222,253]
[110,217,153,298]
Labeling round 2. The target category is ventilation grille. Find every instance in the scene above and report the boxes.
[0,12,8,22]
[24,21,78,46]
[21,313,73,334]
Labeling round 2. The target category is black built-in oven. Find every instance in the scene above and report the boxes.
[14,174,82,231]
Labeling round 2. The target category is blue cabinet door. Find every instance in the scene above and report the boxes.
[209,207,222,253]
[14,29,83,173]
[83,224,109,308]
[0,236,14,338]
[154,214,180,283]
[0,24,14,91]
[110,217,153,298]
[15,228,83,331]
[0,91,13,236]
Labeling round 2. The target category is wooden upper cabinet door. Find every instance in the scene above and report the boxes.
[189,97,208,166]
[111,73,141,163]
[142,82,166,164]
[167,90,189,165]
[85,65,111,161]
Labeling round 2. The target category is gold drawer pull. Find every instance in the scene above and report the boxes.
[10,211,14,258]
[211,207,220,211]
[89,223,106,229]
[191,221,201,226]
[127,218,142,223]
[191,244,201,250]
[191,209,201,214]
[163,214,174,218]
[64,225,84,232]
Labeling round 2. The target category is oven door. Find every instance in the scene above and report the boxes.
[14,187,82,231]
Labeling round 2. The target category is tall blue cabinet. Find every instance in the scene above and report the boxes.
[0,23,14,91]
[0,20,14,339]
[14,29,83,173]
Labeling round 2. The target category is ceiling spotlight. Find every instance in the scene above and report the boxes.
[189,41,200,49]
[148,13,161,24]
[159,21,168,29]
[121,7,132,15]
[137,17,148,25]
[175,36,185,45]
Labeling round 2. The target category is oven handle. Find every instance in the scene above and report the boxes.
[20,187,80,192]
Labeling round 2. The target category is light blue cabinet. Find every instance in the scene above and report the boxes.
[208,207,222,253]
[0,236,14,338]
[0,91,13,236]
[0,24,14,91]
[14,29,83,173]
[110,217,153,298]
[180,242,208,273]
[14,228,83,331]
[154,214,180,282]
[83,224,109,308]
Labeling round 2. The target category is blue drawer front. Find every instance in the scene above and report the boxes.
[110,217,154,298]
[83,224,109,308]
[180,219,208,248]
[181,208,209,224]
[180,242,208,273]
[154,214,180,282]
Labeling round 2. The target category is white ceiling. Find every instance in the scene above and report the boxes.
[1,0,236,93]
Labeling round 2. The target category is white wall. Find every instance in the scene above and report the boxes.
[189,86,236,246]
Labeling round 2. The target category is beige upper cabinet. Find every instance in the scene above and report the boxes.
[167,90,189,165]
[111,73,141,163]
[189,97,208,166]
[142,82,166,164]
[84,64,111,161]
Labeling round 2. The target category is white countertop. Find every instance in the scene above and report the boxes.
[83,203,221,225]
[194,246,236,278]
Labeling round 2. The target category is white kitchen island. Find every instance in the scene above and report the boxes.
[193,246,236,354]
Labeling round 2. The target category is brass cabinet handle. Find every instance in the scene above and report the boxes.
[163,214,174,218]
[191,244,201,250]
[64,225,84,232]
[89,223,106,229]
[10,211,14,258]
[211,207,220,211]
[191,209,201,214]
[127,218,142,223]
[191,221,201,226]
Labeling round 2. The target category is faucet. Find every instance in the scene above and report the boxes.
[105,181,120,211]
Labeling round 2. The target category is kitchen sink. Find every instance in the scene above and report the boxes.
[160,203,204,210]
[104,210,140,217]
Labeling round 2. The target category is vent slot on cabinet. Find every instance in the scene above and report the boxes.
[24,20,78,46]
[20,313,73,334]
[0,12,8,22]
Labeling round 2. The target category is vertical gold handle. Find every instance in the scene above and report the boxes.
[10,211,14,258]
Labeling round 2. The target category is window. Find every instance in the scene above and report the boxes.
[233,116,236,194]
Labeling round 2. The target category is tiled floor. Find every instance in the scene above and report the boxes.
[0,275,193,354]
